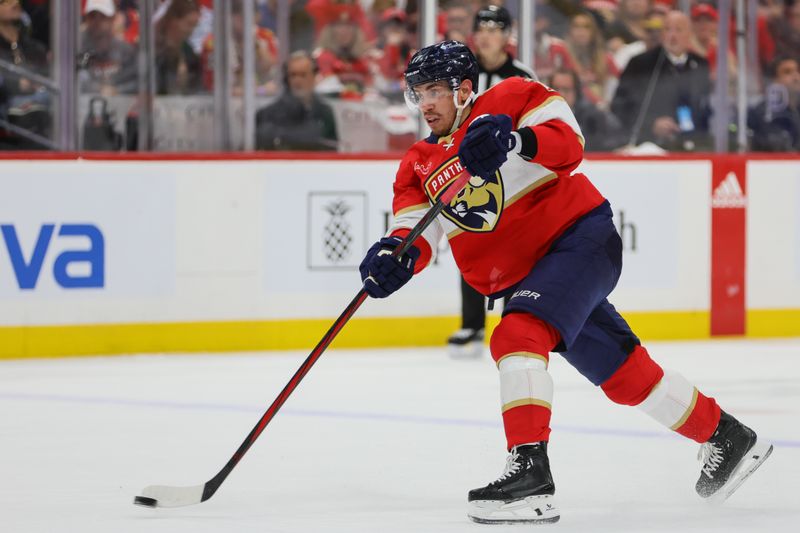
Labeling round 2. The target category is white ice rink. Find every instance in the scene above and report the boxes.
[2,338,799,533]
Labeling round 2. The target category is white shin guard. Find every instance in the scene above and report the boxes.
[498,355,553,413]
[636,369,699,431]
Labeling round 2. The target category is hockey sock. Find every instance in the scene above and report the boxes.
[602,345,722,443]
[491,313,560,449]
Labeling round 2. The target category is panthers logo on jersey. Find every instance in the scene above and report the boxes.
[424,157,504,232]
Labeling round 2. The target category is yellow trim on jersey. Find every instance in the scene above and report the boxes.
[504,173,558,207]
[394,202,431,217]
[670,388,699,431]
[495,352,549,368]
[516,95,565,129]
[502,398,552,413]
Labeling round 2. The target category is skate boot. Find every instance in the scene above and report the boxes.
[467,443,559,524]
[447,328,485,359]
[696,411,773,503]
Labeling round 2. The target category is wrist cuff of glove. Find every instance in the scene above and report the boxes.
[514,127,539,161]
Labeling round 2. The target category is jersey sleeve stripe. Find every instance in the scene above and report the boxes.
[517,96,585,147]
[395,202,431,217]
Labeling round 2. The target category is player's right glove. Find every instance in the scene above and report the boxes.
[359,236,421,298]
[457,114,518,179]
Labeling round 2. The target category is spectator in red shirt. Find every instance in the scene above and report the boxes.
[314,10,374,98]
[200,2,280,96]
[374,8,413,99]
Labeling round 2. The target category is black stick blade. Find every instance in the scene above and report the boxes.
[133,496,158,508]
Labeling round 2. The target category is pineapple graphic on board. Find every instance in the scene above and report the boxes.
[323,199,353,264]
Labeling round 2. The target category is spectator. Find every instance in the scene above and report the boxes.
[548,68,626,151]
[611,10,711,150]
[200,1,280,96]
[551,11,619,106]
[78,0,138,96]
[373,8,413,99]
[605,0,651,54]
[153,0,203,95]
[767,1,800,67]
[472,5,535,94]
[255,51,338,151]
[531,1,566,83]
[314,9,373,98]
[307,0,376,43]
[0,0,50,148]
[116,0,140,46]
[749,56,800,151]
[442,0,474,43]
[690,3,737,83]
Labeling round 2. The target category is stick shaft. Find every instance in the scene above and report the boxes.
[198,172,470,502]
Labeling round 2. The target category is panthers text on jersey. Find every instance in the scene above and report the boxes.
[388,76,606,297]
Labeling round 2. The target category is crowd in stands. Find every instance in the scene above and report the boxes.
[0,0,799,152]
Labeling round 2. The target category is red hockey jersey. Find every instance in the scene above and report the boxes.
[388,76,606,296]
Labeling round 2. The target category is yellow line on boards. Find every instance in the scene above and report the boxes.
[0,310,797,360]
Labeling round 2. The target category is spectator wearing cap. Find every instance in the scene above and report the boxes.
[154,0,203,95]
[689,3,737,83]
[0,0,50,149]
[200,1,280,96]
[749,55,800,152]
[611,10,711,150]
[472,5,535,94]
[255,50,338,151]
[551,11,620,107]
[78,0,138,96]
[548,67,626,151]
[313,9,374,98]
[373,8,413,99]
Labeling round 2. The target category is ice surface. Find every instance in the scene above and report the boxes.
[1,339,798,532]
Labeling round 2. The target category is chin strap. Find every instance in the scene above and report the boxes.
[448,91,476,135]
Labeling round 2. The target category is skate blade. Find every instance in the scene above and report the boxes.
[448,342,484,360]
[467,494,560,524]
[706,439,774,505]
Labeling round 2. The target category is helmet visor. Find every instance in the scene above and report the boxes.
[403,81,456,111]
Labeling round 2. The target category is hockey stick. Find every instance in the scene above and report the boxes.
[134,170,472,509]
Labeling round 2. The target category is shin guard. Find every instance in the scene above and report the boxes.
[491,313,560,449]
[602,345,721,443]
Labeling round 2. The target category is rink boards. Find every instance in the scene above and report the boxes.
[0,154,798,357]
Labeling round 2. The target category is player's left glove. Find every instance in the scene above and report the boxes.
[359,236,421,298]
[457,114,519,179]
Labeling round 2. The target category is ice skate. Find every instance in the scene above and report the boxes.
[467,443,560,524]
[447,328,485,359]
[696,411,773,503]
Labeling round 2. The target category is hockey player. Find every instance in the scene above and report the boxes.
[358,40,773,524]
[448,4,538,359]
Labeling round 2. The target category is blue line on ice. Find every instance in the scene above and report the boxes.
[2,391,798,448]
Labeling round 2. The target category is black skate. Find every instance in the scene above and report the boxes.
[447,328,485,359]
[696,411,773,503]
[467,443,560,524]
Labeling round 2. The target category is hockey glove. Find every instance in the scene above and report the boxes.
[359,236,420,298]
[457,114,517,179]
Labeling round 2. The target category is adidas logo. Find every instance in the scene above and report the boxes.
[712,172,746,208]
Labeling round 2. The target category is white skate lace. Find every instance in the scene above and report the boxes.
[698,442,724,478]
[493,449,522,483]
[450,329,478,341]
